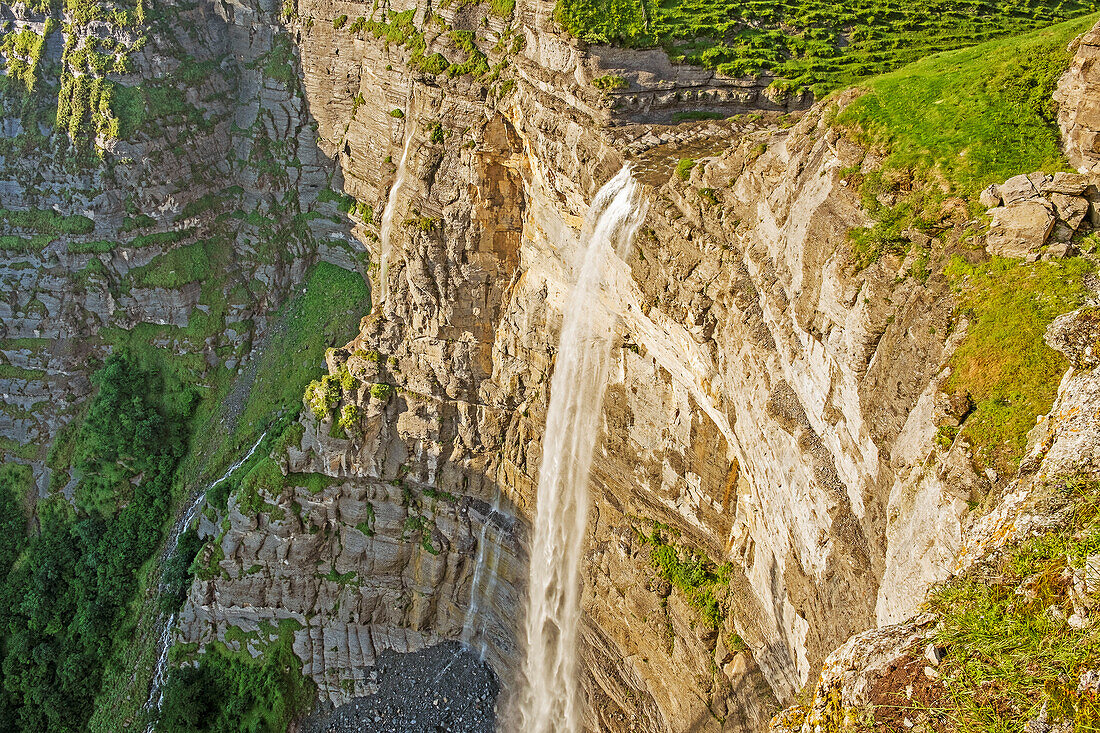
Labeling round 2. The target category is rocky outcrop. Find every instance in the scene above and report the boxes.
[981,171,1097,259]
[1056,23,1100,175]
[771,306,1100,732]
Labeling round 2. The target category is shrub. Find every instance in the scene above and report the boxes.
[592,74,627,91]
[675,158,696,180]
[333,14,348,28]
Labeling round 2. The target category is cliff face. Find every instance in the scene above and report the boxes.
[169,0,1040,729]
[8,0,1094,728]
[0,0,359,492]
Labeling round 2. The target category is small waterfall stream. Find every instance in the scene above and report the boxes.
[143,434,266,728]
[378,125,414,305]
[462,491,506,660]
[517,166,647,733]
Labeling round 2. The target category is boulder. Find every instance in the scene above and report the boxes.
[1050,192,1090,229]
[979,184,1002,208]
[986,202,1055,258]
[1041,171,1090,196]
[999,174,1041,205]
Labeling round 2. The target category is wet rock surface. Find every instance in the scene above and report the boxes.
[299,642,498,733]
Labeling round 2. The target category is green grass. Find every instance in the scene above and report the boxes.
[925,476,1100,732]
[235,262,370,439]
[129,240,212,289]
[840,17,1094,269]
[0,207,94,235]
[839,15,1095,198]
[555,0,1093,96]
[944,256,1094,474]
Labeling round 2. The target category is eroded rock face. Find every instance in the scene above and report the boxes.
[175,7,1100,733]
[1057,23,1100,175]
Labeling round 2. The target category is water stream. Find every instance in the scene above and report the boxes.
[517,166,647,733]
[143,434,266,728]
[378,125,414,306]
[462,491,506,660]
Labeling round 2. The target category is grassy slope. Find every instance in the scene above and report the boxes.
[832,16,1098,475]
[839,14,1098,197]
[556,0,1092,95]
[926,476,1100,731]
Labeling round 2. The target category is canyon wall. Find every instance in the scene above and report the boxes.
[173,0,1022,730]
[5,0,1094,730]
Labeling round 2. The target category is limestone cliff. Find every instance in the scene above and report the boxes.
[173,3,1089,731]
[7,0,1099,729]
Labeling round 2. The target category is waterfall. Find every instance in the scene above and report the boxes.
[378,125,414,306]
[462,491,506,660]
[143,434,266,729]
[518,166,647,733]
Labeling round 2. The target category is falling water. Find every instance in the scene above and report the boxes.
[462,491,506,660]
[378,125,414,305]
[518,166,647,733]
[143,434,266,729]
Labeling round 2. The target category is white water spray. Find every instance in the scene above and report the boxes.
[462,491,506,660]
[378,125,414,306]
[518,166,647,733]
[143,434,266,729]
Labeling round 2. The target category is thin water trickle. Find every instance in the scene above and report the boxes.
[462,491,506,661]
[378,125,414,306]
[517,166,648,733]
[143,434,266,729]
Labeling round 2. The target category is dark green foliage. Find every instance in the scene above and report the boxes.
[157,628,314,732]
[0,354,189,732]
[0,464,30,579]
[555,0,1093,96]
[159,527,204,614]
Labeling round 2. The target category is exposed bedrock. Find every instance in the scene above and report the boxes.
[175,2,1100,731]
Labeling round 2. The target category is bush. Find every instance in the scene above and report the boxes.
[333,14,347,28]
[592,74,627,90]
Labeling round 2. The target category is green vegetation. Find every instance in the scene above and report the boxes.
[925,476,1100,731]
[333,13,348,29]
[157,624,314,732]
[592,74,627,90]
[160,526,204,613]
[675,158,696,180]
[0,207,95,235]
[637,523,730,629]
[840,17,1093,268]
[555,0,1093,96]
[945,256,1093,473]
[338,404,362,436]
[232,262,370,444]
[370,382,393,401]
[0,234,53,251]
[130,239,213,289]
[0,354,189,731]
[68,239,118,254]
[840,16,1091,198]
